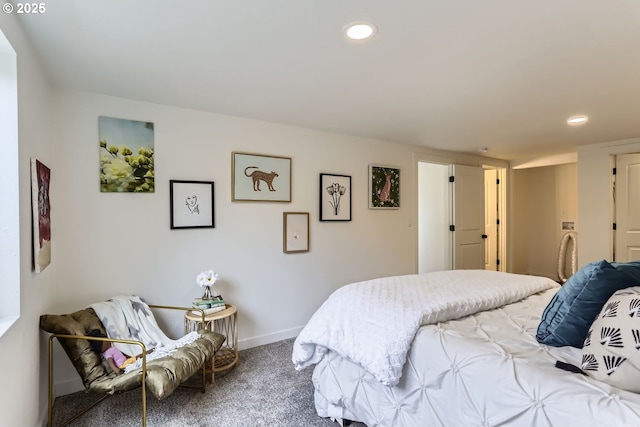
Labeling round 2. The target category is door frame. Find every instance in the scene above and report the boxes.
[612,152,640,262]
[413,152,508,273]
[484,168,499,271]
[486,166,507,272]
[414,152,456,273]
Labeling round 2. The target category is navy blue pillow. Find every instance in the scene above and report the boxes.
[536,259,638,348]
[611,261,640,282]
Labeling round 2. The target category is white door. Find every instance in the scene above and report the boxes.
[615,153,640,261]
[452,164,485,269]
[418,162,452,273]
[484,169,498,270]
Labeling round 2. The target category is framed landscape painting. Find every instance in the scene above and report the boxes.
[232,152,291,202]
[99,116,155,193]
[369,164,400,209]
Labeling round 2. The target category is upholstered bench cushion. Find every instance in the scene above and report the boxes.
[40,308,225,400]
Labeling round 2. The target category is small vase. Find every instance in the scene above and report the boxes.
[202,285,213,300]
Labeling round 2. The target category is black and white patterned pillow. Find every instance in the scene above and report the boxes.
[581,286,640,392]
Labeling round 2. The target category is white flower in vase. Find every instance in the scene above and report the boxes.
[196,269,220,300]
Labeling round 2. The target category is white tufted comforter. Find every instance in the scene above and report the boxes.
[311,284,640,427]
[292,270,558,386]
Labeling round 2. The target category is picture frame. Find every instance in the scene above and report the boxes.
[319,173,352,221]
[369,164,400,209]
[99,116,155,193]
[31,158,51,273]
[170,180,215,229]
[232,152,291,202]
[283,212,310,253]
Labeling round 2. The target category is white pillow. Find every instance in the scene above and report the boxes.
[581,286,640,392]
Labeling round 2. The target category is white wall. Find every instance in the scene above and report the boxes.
[511,163,577,279]
[578,137,640,264]
[48,90,507,397]
[51,89,418,326]
[47,90,430,393]
[0,12,53,427]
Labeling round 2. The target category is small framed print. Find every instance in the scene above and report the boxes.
[369,164,400,209]
[283,212,309,253]
[320,173,351,221]
[232,152,291,202]
[170,180,215,229]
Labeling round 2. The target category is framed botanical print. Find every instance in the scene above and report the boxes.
[170,180,215,229]
[369,164,400,209]
[232,152,291,202]
[319,173,351,221]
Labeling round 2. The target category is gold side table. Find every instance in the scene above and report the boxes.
[184,304,238,381]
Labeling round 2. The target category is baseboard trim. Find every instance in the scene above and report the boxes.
[44,377,85,426]
[238,326,303,350]
[39,404,48,427]
[56,376,85,397]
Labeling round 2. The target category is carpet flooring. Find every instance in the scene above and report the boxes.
[51,338,364,427]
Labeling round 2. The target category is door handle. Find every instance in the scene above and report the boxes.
[482,234,488,239]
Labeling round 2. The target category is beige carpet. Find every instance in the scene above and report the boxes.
[51,338,365,427]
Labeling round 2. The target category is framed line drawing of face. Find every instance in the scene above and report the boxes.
[170,180,215,229]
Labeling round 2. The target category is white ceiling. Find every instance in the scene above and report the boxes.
[13,0,640,162]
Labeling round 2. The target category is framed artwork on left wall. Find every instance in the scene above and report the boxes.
[31,158,51,273]
[170,180,215,229]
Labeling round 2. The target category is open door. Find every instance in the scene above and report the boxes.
[484,169,498,271]
[451,164,485,269]
[614,153,640,261]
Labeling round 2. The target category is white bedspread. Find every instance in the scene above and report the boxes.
[312,288,640,427]
[292,270,558,386]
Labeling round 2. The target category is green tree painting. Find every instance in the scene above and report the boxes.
[99,116,155,192]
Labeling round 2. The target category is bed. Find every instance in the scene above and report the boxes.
[292,269,640,427]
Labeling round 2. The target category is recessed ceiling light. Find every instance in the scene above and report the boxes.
[567,115,589,125]
[344,22,377,40]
